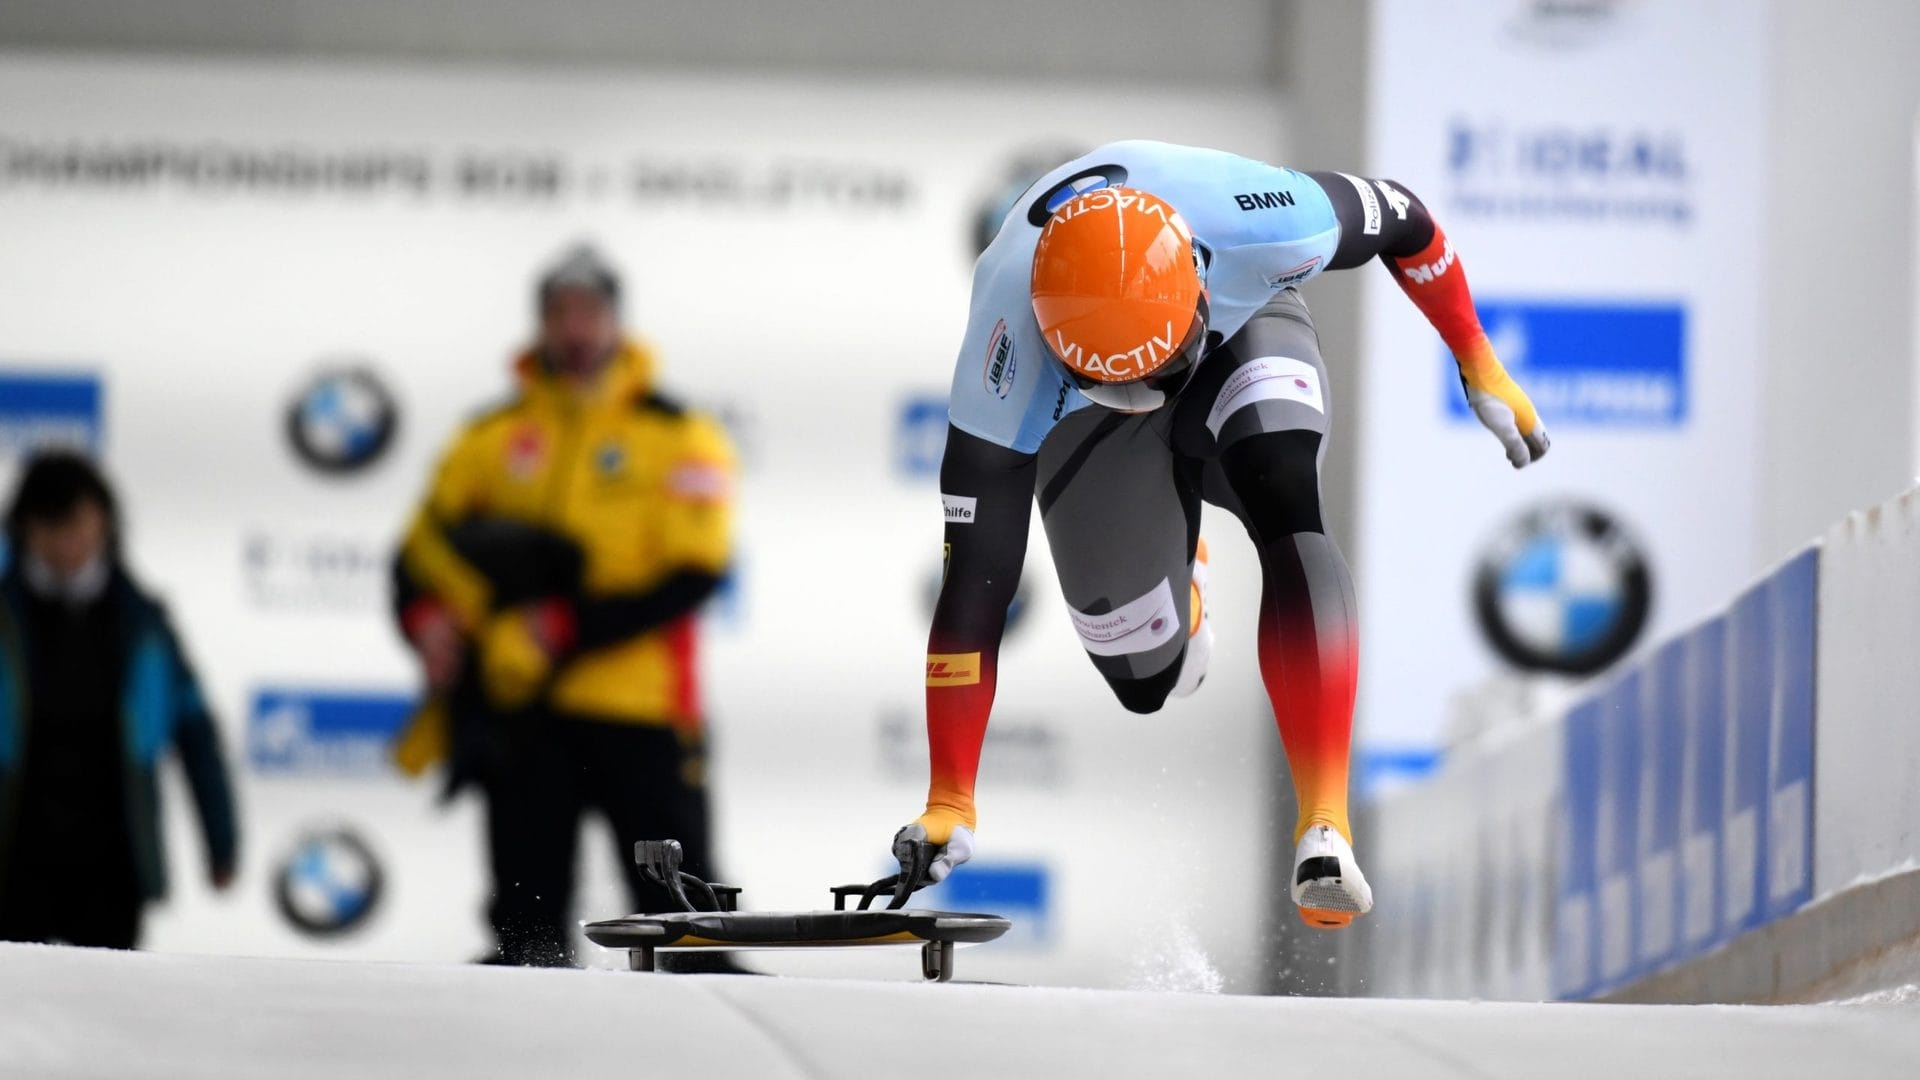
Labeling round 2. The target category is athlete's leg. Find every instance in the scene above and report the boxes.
[1173,289,1358,845]
[1222,432,1357,843]
[1035,408,1200,714]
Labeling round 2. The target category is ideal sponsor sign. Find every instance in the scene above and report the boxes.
[1358,0,1768,758]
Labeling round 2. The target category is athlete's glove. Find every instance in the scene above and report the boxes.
[895,805,975,885]
[477,600,575,710]
[1457,343,1550,469]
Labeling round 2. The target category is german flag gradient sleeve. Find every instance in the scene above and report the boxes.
[914,424,1038,847]
[1308,170,1549,469]
[1385,220,1549,468]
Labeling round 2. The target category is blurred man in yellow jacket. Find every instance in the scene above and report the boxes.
[392,245,735,966]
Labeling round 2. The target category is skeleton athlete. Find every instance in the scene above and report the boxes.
[895,141,1548,927]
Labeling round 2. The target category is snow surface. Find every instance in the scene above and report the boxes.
[1833,985,1920,1006]
[2,942,1918,1079]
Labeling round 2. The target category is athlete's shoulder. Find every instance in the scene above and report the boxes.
[1076,140,1306,186]
[627,389,734,455]
[463,396,520,428]
[1079,139,1233,169]
[450,389,529,447]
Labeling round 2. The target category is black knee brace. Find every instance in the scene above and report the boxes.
[1219,429,1325,539]
[1105,648,1186,715]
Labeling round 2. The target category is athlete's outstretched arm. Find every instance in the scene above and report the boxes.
[1308,171,1549,468]
[910,423,1036,875]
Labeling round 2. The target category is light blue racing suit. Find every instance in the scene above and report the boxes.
[948,140,1344,454]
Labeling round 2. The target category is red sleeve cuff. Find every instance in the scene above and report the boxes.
[530,598,578,656]
[401,597,450,640]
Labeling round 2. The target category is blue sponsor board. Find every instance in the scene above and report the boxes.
[1724,584,1772,937]
[1595,670,1645,992]
[0,369,104,457]
[1554,697,1604,999]
[893,395,949,479]
[1552,544,1820,998]
[915,862,1050,950]
[1446,302,1686,428]
[1638,638,1687,973]
[1766,549,1816,919]
[249,689,414,776]
[1679,617,1728,955]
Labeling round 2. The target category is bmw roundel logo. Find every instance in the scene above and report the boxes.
[1024,163,1130,227]
[1472,501,1652,675]
[273,825,385,938]
[286,364,398,475]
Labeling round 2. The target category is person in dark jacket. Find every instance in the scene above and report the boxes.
[0,451,238,948]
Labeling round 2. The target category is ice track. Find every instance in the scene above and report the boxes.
[1,942,1916,1078]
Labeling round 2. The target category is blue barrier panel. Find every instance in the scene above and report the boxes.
[1639,638,1686,972]
[1596,671,1644,991]
[1542,549,1816,997]
[1724,585,1772,936]
[1766,548,1817,919]
[1680,617,1727,955]
[1555,697,1604,999]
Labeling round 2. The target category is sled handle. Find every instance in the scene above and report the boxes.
[829,874,923,911]
[829,831,938,911]
[633,840,741,913]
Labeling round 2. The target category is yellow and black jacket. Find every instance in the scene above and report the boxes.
[393,340,733,759]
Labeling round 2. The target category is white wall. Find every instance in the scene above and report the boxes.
[1757,0,1920,563]
[1814,488,1920,895]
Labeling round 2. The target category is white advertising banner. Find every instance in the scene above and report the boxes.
[1356,0,1769,767]
[0,52,1290,989]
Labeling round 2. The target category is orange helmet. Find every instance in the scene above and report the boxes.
[1031,186,1209,412]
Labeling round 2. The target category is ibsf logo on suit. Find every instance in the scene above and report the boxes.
[983,320,1018,399]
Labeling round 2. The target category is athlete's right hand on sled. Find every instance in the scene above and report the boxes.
[894,806,975,885]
